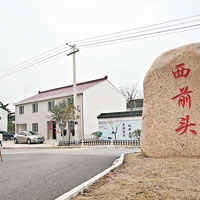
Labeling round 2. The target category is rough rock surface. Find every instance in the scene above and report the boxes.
[141,43,200,157]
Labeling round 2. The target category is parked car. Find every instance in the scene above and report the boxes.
[14,131,45,144]
[0,131,14,140]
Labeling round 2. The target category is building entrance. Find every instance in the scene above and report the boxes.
[47,121,56,139]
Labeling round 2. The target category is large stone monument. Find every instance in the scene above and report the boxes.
[141,43,200,157]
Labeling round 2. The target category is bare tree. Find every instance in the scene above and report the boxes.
[108,119,122,140]
[120,83,143,103]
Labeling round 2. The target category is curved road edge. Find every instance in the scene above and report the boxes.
[55,153,126,200]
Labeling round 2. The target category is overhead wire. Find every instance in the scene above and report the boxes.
[0,54,66,80]
[3,14,200,73]
[78,53,133,80]
[0,48,72,79]
[3,17,199,76]
[0,46,71,75]
[0,44,67,74]
[77,23,200,48]
[78,53,130,76]
[79,26,200,49]
[71,13,200,44]
[3,15,200,69]
[1,13,200,79]
[76,19,200,46]
[77,54,105,76]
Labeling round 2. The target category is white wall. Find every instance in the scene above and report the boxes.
[0,108,8,131]
[98,116,142,140]
[83,80,126,138]
[15,94,83,140]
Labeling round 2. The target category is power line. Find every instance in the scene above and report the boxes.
[0,48,71,79]
[76,19,200,46]
[78,53,131,76]
[3,16,198,76]
[4,14,200,74]
[2,14,200,79]
[0,46,71,75]
[78,54,133,81]
[0,44,67,74]
[0,54,66,80]
[3,14,200,73]
[2,25,199,78]
[79,26,200,49]
[71,14,200,44]
[77,23,200,48]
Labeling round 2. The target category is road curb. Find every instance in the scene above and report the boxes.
[55,153,126,200]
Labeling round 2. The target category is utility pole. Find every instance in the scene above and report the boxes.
[67,44,79,141]
[72,45,77,113]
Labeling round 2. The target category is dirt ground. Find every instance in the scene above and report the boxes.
[73,153,200,200]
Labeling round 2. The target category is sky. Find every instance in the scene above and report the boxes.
[1,0,200,111]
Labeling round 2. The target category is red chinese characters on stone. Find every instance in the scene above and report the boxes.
[176,115,197,135]
[171,64,197,135]
[172,63,191,79]
[171,86,192,109]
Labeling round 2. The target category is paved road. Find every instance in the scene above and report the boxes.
[0,148,140,200]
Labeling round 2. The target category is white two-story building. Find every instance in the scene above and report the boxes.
[14,76,126,140]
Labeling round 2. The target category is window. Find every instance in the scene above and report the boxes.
[67,97,74,105]
[32,123,38,132]
[32,103,38,113]
[48,101,54,111]
[19,106,24,114]
[18,132,25,136]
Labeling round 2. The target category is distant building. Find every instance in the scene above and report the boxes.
[97,110,142,140]
[0,108,8,131]
[126,99,143,111]
[14,76,126,140]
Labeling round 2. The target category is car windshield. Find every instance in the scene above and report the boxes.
[29,131,38,135]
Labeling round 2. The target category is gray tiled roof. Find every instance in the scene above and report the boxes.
[97,110,142,119]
